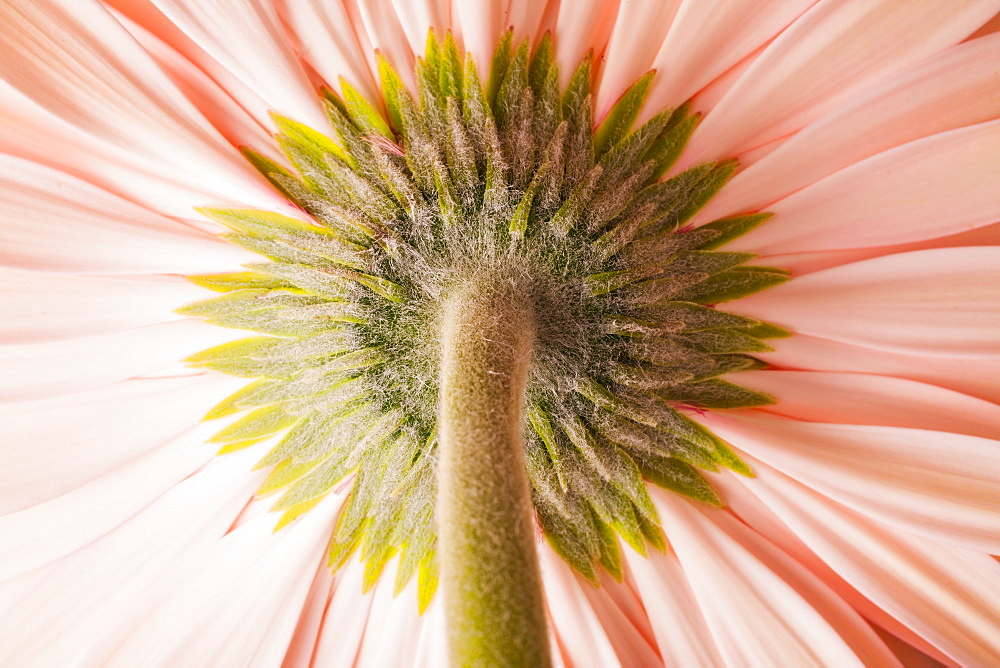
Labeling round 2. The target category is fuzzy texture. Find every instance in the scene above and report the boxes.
[181,31,787,597]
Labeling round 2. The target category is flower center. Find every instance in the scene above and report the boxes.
[181,31,788,605]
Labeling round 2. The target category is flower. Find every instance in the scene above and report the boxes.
[2,0,999,665]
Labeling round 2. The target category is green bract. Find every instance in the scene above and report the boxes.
[181,31,789,608]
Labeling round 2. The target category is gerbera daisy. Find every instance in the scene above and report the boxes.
[2,0,999,665]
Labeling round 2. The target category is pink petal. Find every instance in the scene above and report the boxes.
[726,121,1000,254]
[703,412,1000,553]
[0,423,215,580]
[552,0,620,89]
[678,0,1000,167]
[652,490,897,666]
[0,154,254,274]
[727,247,1000,357]
[736,370,1000,441]
[761,333,1000,404]
[354,0,417,91]
[0,0,283,213]
[280,564,334,668]
[1,374,242,514]
[0,320,243,403]
[505,0,548,45]
[0,447,261,665]
[539,546,623,667]
[311,558,375,666]
[0,268,204,343]
[594,0,681,121]
[388,0,452,55]
[355,563,426,665]
[622,545,725,666]
[279,0,380,102]
[145,0,328,130]
[415,597,450,667]
[574,571,662,666]
[92,493,343,667]
[642,0,817,118]
[453,0,509,77]
[696,34,1000,225]
[740,464,1000,666]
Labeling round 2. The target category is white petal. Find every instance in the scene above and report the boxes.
[678,0,1000,167]
[1,374,241,514]
[741,464,1000,666]
[704,412,1000,553]
[726,121,1000,254]
[0,447,262,665]
[0,268,203,343]
[696,34,1000,225]
[145,0,327,130]
[653,490,896,666]
[0,154,254,274]
[355,563,426,666]
[728,247,1000,357]
[311,558,376,665]
[94,494,343,667]
[622,546,725,667]
[0,0,283,212]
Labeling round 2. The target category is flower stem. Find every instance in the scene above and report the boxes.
[437,282,552,666]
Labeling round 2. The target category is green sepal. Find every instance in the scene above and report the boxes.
[695,213,772,250]
[485,29,514,109]
[740,321,792,339]
[593,71,654,157]
[184,336,284,377]
[203,378,270,420]
[586,265,661,297]
[185,270,292,293]
[637,512,667,553]
[377,53,409,134]
[676,266,791,304]
[208,404,297,444]
[657,379,775,409]
[592,512,624,580]
[628,449,722,507]
[271,111,350,170]
[274,496,326,531]
[638,301,761,332]
[239,147,299,201]
[675,328,774,354]
[417,553,439,613]
[646,107,699,180]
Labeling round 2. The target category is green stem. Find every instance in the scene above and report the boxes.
[437,282,552,667]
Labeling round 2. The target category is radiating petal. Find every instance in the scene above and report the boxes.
[355,564,426,665]
[0,0,283,211]
[0,154,253,274]
[145,0,327,130]
[761,333,1000,404]
[704,412,1000,553]
[696,34,1000,224]
[740,464,1000,666]
[0,268,203,343]
[452,0,509,76]
[678,0,1000,167]
[354,0,417,89]
[279,0,380,101]
[653,490,897,666]
[1,374,241,514]
[552,0,620,89]
[388,0,451,56]
[594,0,681,119]
[280,563,334,668]
[736,370,1000,441]
[622,545,725,667]
[93,494,343,667]
[643,0,817,117]
[727,248,1000,357]
[0,447,262,665]
[311,558,375,666]
[725,121,1000,254]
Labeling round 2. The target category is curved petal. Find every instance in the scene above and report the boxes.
[726,121,1000,254]
[735,370,1000,441]
[452,0,509,77]
[0,154,254,274]
[0,320,241,402]
[389,0,451,56]
[696,34,1000,224]
[355,563,426,665]
[740,464,1000,666]
[91,493,343,667]
[622,545,725,667]
[0,0,282,212]
[652,490,897,666]
[311,557,375,666]
[0,446,261,665]
[678,0,1000,167]
[279,0,380,101]
[703,412,1000,553]
[1,373,241,514]
[146,0,328,130]
[760,333,1000,404]
[594,0,681,120]
[552,0,620,89]
[643,0,817,118]
[354,0,417,90]
[280,563,334,668]
[728,247,1000,357]
[0,268,204,343]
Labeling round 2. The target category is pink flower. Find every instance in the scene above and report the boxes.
[2,0,999,665]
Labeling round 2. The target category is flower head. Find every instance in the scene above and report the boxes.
[2,0,1000,665]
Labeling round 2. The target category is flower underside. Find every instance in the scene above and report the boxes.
[182,31,789,608]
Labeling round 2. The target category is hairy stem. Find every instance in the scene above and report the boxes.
[437,282,551,666]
